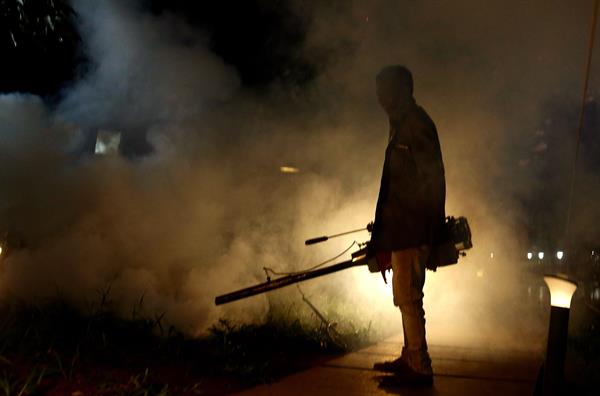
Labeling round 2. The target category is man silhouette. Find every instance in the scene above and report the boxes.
[370,65,446,386]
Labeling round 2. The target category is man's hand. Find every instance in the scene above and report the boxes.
[381,268,392,283]
[366,240,392,282]
[376,252,392,283]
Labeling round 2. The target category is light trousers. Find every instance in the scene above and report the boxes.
[391,246,432,375]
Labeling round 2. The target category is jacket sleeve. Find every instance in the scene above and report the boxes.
[410,120,445,215]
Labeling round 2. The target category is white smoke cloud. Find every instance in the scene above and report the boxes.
[1,0,597,348]
[60,0,239,131]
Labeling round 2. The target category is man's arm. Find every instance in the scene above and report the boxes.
[410,120,445,210]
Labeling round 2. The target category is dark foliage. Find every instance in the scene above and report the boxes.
[0,292,371,394]
[0,0,83,96]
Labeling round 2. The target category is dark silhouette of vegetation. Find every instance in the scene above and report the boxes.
[0,288,373,395]
[0,0,82,96]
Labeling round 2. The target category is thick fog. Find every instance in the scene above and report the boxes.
[0,0,598,348]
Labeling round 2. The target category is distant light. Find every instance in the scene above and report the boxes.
[556,251,564,260]
[527,252,533,260]
[544,275,577,308]
[476,269,484,278]
[591,287,600,302]
[95,130,121,155]
[0,245,3,256]
[538,252,545,260]
[490,252,494,259]
[280,166,300,174]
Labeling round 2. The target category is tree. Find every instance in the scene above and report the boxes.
[0,0,81,96]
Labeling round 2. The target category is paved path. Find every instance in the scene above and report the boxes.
[234,335,541,395]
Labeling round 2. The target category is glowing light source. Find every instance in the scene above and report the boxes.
[538,252,545,260]
[490,252,494,259]
[591,287,600,302]
[544,275,577,309]
[0,245,3,256]
[476,269,484,278]
[95,130,121,155]
[280,166,300,174]
[556,251,564,260]
[542,274,577,394]
[527,252,533,260]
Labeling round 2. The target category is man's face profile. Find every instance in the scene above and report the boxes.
[376,79,410,114]
[376,81,398,113]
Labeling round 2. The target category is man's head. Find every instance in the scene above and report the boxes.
[376,65,414,115]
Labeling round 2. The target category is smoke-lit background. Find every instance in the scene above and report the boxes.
[1,0,599,349]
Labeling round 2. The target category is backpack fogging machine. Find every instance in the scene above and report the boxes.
[214,216,473,306]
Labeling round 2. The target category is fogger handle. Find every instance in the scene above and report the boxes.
[305,236,328,245]
[304,223,373,246]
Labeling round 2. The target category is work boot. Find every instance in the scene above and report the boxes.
[378,367,434,388]
[373,357,410,373]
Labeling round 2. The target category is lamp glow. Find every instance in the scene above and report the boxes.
[280,166,300,173]
[591,287,600,302]
[527,252,533,260]
[541,274,578,395]
[544,275,577,308]
[94,130,121,155]
[556,251,564,260]
[538,252,545,260]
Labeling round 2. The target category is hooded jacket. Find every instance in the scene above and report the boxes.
[371,99,446,252]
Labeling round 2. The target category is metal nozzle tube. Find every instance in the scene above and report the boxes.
[304,226,368,246]
[305,236,328,245]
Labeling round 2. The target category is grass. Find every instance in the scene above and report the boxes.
[0,365,47,396]
[0,290,374,395]
[0,288,598,394]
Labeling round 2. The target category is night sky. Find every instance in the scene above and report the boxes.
[1,0,319,95]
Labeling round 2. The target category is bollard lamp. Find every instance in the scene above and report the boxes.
[541,274,577,396]
[544,275,577,309]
